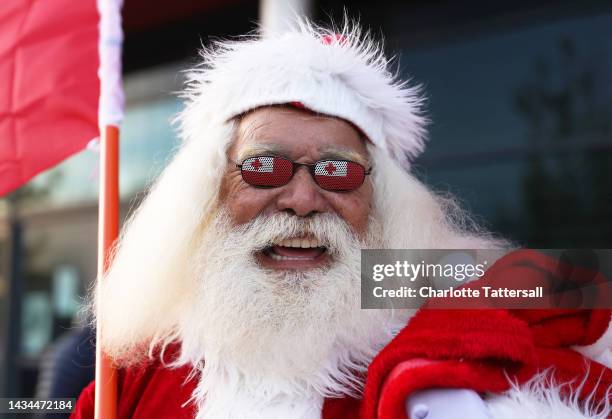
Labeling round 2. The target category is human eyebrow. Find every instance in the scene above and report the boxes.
[236,144,289,162]
[318,146,370,167]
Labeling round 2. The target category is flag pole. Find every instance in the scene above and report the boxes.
[95,0,124,417]
[94,124,119,419]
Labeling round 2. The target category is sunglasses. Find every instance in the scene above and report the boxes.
[236,155,372,192]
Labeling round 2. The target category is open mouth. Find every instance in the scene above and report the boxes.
[256,236,330,269]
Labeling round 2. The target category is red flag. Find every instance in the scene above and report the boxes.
[0,0,100,196]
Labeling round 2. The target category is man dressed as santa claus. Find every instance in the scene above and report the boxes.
[73,20,612,419]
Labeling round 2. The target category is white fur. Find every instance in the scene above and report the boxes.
[180,18,427,170]
[487,373,611,419]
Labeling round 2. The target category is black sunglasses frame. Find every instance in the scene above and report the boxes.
[235,155,373,192]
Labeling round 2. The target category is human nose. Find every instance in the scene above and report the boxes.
[275,166,330,217]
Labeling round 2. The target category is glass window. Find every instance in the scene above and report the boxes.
[401,12,612,246]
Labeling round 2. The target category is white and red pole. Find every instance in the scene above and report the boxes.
[95,0,124,418]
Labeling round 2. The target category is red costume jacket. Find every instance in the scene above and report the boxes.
[72,251,612,419]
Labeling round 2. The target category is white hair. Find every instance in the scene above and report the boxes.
[94,116,506,362]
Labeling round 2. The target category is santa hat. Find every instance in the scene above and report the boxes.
[180,20,428,170]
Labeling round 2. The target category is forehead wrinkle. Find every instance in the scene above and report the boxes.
[234,108,370,165]
[238,114,272,144]
[234,112,288,160]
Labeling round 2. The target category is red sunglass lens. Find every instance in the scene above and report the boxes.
[241,156,293,187]
[314,160,365,191]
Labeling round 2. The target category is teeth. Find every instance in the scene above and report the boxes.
[269,252,313,261]
[276,237,322,248]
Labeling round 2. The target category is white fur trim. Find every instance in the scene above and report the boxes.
[486,373,611,419]
[181,19,427,169]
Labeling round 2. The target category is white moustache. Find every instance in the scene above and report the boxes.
[214,211,362,259]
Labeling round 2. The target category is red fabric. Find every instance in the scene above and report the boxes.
[361,309,611,419]
[70,345,361,419]
[0,0,99,196]
[71,346,197,419]
[72,250,612,418]
[360,250,612,419]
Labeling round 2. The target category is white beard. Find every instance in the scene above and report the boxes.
[174,210,410,419]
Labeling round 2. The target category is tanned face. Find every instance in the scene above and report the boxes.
[219,106,373,270]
